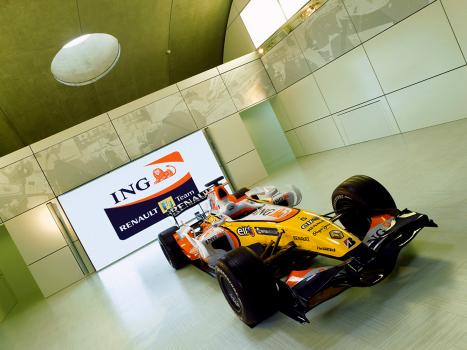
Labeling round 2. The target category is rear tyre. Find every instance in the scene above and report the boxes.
[332,175,396,239]
[158,226,188,269]
[216,247,278,327]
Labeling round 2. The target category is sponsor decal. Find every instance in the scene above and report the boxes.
[308,223,331,236]
[255,227,279,236]
[205,235,220,245]
[329,230,344,239]
[158,196,176,213]
[104,151,205,240]
[317,246,336,252]
[300,217,318,230]
[344,238,356,248]
[293,235,310,242]
[237,226,253,237]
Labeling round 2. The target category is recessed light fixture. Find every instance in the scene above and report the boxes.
[51,33,120,86]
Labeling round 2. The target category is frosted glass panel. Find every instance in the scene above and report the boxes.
[112,93,197,159]
[261,34,311,92]
[294,0,361,72]
[0,156,54,220]
[35,122,129,195]
[222,60,276,110]
[181,76,237,128]
[343,0,435,42]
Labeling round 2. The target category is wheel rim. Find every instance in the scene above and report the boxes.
[219,274,242,313]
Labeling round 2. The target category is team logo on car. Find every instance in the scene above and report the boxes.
[344,238,356,248]
[158,196,176,213]
[329,230,344,239]
[237,226,254,237]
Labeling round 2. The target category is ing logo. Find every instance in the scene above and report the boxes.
[158,196,176,213]
[153,165,176,184]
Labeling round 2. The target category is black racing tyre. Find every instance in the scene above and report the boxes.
[332,175,396,239]
[216,247,278,327]
[158,226,188,270]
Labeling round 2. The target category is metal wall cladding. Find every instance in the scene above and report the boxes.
[343,0,436,42]
[181,76,237,128]
[112,93,197,160]
[261,34,311,92]
[0,156,54,220]
[221,60,276,110]
[35,122,129,195]
[294,0,361,72]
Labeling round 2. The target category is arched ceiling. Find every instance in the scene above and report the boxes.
[0,0,232,156]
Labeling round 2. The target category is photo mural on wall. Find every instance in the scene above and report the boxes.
[35,123,129,195]
[0,157,54,220]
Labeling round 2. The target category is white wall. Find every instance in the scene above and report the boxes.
[264,0,467,157]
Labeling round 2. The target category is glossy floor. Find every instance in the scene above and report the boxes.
[1,118,466,349]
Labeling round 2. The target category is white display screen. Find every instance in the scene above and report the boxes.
[59,131,224,270]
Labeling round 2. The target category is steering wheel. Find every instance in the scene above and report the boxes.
[205,176,225,188]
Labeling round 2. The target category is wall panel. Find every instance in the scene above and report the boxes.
[0,156,54,220]
[343,0,435,42]
[295,117,344,154]
[206,113,255,164]
[314,46,382,113]
[221,59,276,110]
[4,201,67,265]
[181,76,237,128]
[333,98,399,145]
[261,34,311,92]
[364,1,465,93]
[28,247,83,297]
[387,66,467,132]
[442,0,467,59]
[294,0,361,72]
[224,150,268,188]
[112,93,197,160]
[285,130,306,157]
[270,74,330,129]
[35,122,129,195]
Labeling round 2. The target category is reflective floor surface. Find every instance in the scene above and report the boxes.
[1,118,466,349]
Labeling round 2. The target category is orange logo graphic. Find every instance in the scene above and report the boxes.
[153,165,176,184]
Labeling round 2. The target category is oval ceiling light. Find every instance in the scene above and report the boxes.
[51,33,120,86]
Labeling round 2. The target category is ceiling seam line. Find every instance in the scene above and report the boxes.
[0,103,26,147]
[75,0,83,33]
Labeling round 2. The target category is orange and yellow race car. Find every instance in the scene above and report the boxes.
[158,175,437,327]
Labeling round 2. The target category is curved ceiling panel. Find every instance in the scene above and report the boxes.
[0,0,232,156]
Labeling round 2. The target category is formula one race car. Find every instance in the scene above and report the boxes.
[158,175,436,327]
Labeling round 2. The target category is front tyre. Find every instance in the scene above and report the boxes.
[216,247,278,327]
[158,226,188,269]
[332,175,397,239]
